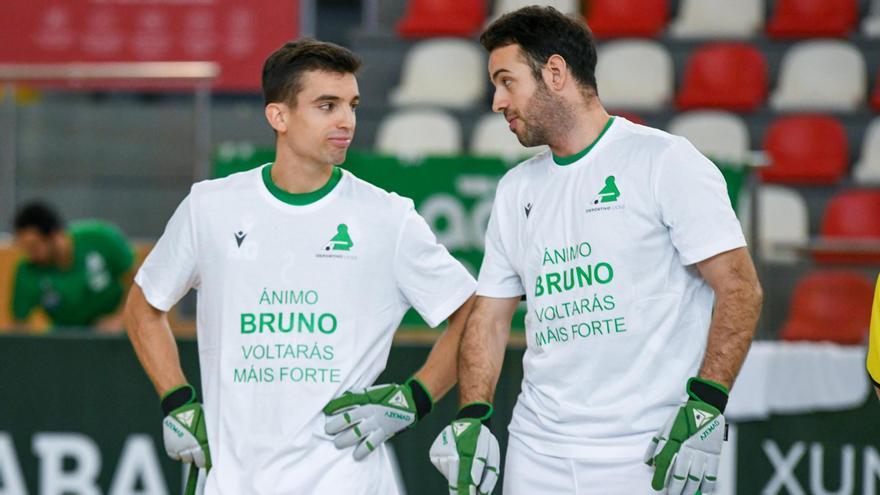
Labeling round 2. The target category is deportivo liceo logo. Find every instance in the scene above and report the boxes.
[593,176,620,204]
[323,224,353,251]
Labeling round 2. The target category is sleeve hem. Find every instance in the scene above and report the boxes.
[679,236,748,266]
[476,284,526,299]
[133,271,176,313]
[420,280,477,328]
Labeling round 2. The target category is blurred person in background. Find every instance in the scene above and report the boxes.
[11,201,134,332]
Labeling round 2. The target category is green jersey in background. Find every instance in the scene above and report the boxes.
[12,221,134,328]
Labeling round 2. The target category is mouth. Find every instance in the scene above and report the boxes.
[507,117,519,132]
[328,136,352,148]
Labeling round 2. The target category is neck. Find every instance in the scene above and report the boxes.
[548,100,611,158]
[271,143,334,194]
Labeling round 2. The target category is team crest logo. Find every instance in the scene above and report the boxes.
[323,224,353,251]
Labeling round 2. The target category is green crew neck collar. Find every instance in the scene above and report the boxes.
[262,164,342,206]
[552,116,615,166]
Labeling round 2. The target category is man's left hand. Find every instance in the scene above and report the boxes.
[324,378,432,460]
[644,377,729,495]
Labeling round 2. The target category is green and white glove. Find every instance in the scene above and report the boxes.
[161,384,211,495]
[429,402,500,495]
[644,377,729,495]
[323,377,434,460]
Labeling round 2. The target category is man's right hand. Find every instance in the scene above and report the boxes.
[429,403,500,495]
[161,384,211,470]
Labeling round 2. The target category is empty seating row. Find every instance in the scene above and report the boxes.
[396,0,880,39]
[391,38,879,113]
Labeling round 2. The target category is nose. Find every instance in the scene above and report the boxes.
[491,88,508,114]
[338,106,356,131]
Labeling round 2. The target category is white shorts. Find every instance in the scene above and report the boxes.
[503,435,692,495]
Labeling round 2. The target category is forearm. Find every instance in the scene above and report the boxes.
[124,285,188,396]
[699,281,762,389]
[413,295,476,401]
[458,298,514,405]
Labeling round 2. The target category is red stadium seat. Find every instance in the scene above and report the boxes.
[396,0,485,38]
[767,0,857,38]
[586,0,669,38]
[780,270,874,344]
[815,189,880,264]
[675,43,767,112]
[872,70,880,112]
[759,115,848,184]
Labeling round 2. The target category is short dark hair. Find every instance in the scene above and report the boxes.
[262,38,362,106]
[13,202,64,236]
[480,6,598,94]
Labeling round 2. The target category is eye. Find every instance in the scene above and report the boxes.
[319,102,335,111]
[502,78,513,88]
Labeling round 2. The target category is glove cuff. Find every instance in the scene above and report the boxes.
[456,402,493,427]
[161,384,196,416]
[405,377,434,421]
[687,377,729,413]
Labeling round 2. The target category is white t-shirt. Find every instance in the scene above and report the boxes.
[136,165,476,494]
[477,117,746,460]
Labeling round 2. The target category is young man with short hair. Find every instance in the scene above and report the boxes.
[429,7,763,495]
[126,39,476,494]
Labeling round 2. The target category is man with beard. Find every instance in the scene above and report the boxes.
[428,6,763,495]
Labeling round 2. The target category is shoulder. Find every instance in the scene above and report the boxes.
[495,150,552,198]
[609,118,688,158]
[190,165,262,199]
[341,168,417,215]
[70,220,126,241]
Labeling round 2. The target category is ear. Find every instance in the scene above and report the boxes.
[265,102,289,133]
[543,54,568,92]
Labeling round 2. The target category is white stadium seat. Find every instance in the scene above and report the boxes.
[668,111,751,164]
[769,40,867,112]
[669,0,763,38]
[375,109,462,159]
[389,39,485,110]
[854,117,880,184]
[470,112,546,161]
[740,185,809,264]
[595,40,673,111]
[863,0,880,37]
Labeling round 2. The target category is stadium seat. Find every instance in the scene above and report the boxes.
[396,0,485,38]
[872,70,880,111]
[668,111,750,164]
[675,43,767,112]
[769,41,866,112]
[488,0,579,24]
[375,109,462,158]
[780,270,873,344]
[767,0,858,38]
[586,0,669,38]
[759,115,848,184]
[595,40,673,111]
[669,0,763,38]
[854,118,880,184]
[470,112,546,161]
[739,185,809,264]
[864,0,880,36]
[816,189,880,264]
[389,39,485,109]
